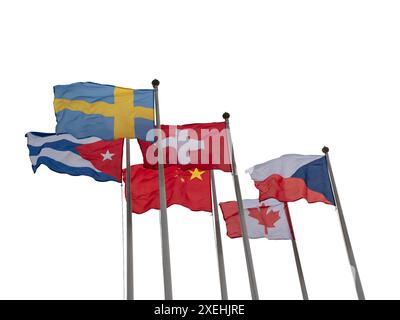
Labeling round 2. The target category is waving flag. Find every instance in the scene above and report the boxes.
[247,154,335,205]
[219,199,293,240]
[123,164,212,214]
[26,132,123,182]
[54,82,154,140]
[138,122,232,172]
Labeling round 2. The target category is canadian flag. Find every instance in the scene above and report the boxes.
[138,122,232,172]
[219,199,294,240]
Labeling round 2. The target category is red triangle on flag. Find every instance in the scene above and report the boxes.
[76,139,124,181]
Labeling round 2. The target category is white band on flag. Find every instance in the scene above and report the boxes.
[30,148,101,172]
[27,132,101,147]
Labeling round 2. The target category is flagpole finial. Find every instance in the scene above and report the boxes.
[322,146,330,154]
[152,79,160,88]
[223,112,230,120]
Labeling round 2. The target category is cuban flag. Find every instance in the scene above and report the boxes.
[247,154,335,205]
[26,132,123,182]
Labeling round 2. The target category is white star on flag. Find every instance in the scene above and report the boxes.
[101,150,114,161]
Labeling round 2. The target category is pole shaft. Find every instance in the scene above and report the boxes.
[291,240,308,300]
[153,81,173,300]
[324,150,365,300]
[125,139,134,300]
[284,205,308,300]
[210,171,228,300]
[224,115,259,300]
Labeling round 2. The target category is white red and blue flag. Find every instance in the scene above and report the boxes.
[26,132,123,182]
[247,154,335,205]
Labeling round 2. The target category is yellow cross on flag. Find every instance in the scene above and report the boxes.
[54,82,155,140]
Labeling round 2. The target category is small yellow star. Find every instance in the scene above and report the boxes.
[189,168,205,181]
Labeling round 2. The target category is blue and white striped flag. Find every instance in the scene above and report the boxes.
[26,132,123,182]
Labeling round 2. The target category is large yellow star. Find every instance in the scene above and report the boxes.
[189,168,205,181]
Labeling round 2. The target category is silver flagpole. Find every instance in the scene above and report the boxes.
[291,241,308,300]
[223,112,259,300]
[210,170,228,300]
[284,204,308,300]
[125,138,134,300]
[322,146,365,300]
[152,79,173,300]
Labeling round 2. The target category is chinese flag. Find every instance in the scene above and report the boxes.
[123,164,212,214]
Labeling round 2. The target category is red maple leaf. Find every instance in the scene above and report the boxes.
[248,206,281,235]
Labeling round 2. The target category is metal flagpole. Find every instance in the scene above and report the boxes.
[210,170,228,300]
[223,112,259,300]
[152,79,173,300]
[291,241,308,300]
[125,138,134,300]
[284,204,308,300]
[322,146,365,300]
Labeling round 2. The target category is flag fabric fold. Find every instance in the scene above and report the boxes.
[123,164,212,214]
[54,82,155,140]
[219,199,294,240]
[247,154,335,205]
[138,122,232,172]
[26,132,123,182]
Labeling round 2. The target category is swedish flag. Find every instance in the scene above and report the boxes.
[54,82,155,140]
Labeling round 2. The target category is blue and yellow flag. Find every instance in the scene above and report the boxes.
[54,82,155,140]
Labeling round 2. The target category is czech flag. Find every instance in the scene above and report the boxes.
[247,154,335,205]
[26,132,123,182]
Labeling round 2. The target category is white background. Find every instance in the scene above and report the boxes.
[0,0,399,300]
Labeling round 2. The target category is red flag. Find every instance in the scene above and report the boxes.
[123,165,212,214]
[138,122,232,172]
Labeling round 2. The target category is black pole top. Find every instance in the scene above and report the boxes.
[152,79,160,88]
[322,146,330,154]
[222,112,230,120]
